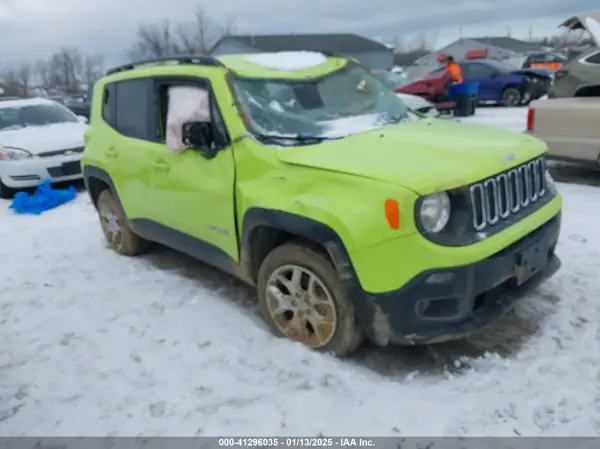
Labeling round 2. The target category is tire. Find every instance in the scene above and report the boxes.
[0,179,14,199]
[500,87,522,107]
[257,242,362,357]
[96,189,147,256]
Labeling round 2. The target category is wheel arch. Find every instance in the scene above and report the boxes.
[83,166,126,216]
[241,207,388,345]
[240,207,358,287]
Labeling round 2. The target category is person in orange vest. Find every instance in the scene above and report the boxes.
[445,55,463,84]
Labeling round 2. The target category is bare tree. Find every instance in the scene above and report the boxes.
[128,20,181,60]
[15,60,32,96]
[83,53,105,85]
[220,16,237,38]
[0,66,22,96]
[35,60,52,88]
[48,48,83,93]
[178,6,222,55]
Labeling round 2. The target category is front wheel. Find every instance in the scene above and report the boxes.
[96,189,147,256]
[500,87,522,107]
[257,242,363,357]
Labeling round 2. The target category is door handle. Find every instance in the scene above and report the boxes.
[105,146,117,158]
[152,160,170,172]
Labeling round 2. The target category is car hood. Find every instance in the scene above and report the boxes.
[277,119,545,195]
[0,122,87,155]
[561,10,600,47]
[395,93,435,111]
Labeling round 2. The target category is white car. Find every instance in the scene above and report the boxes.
[396,93,439,116]
[0,98,88,198]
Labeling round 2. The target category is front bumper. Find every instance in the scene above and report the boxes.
[0,154,83,188]
[351,212,561,346]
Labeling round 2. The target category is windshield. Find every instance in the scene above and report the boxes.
[0,102,79,131]
[231,64,415,143]
[373,71,407,89]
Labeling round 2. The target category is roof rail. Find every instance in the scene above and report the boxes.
[106,55,224,76]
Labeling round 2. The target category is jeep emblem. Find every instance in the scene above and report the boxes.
[503,153,517,162]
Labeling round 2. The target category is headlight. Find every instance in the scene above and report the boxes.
[419,192,451,233]
[0,147,33,161]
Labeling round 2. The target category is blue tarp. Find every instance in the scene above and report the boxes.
[10,180,77,215]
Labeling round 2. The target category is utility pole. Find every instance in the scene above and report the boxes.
[528,26,533,41]
[459,26,463,39]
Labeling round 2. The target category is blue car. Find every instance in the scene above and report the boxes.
[459,60,553,106]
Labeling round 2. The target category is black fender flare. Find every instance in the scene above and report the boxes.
[82,165,127,217]
[241,208,384,342]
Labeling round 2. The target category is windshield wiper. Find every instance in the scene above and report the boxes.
[256,133,339,145]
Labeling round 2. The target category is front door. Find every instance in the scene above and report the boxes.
[461,62,500,101]
[146,76,238,262]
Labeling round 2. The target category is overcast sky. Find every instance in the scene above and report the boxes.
[0,0,597,67]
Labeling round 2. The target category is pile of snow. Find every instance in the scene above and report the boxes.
[245,52,328,71]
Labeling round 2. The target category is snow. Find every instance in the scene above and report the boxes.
[2,106,600,436]
[245,52,328,71]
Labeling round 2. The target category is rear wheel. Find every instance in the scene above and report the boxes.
[500,87,522,107]
[257,242,363,357]
[96,189,147,256]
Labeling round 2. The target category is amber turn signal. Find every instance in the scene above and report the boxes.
[385,199,400,229]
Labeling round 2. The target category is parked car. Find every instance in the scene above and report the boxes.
[522,52,568,72]
[372,70,439,115]
[549,10,600,98]
[83,53,562,357]
[526,97,600,167]
[396,93,439,115]
[399,60,552,106]
[0,98,88,198]
[64,100,90,120]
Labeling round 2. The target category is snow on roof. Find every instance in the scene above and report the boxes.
[0,97,55,109]
[245,51,328,71]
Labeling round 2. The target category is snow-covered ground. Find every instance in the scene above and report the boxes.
[1,107,599,437]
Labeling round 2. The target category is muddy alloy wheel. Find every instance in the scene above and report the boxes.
[501,87,522,107]
[257,242,364,357]
[96,189,147,256]
[266,264,338,348]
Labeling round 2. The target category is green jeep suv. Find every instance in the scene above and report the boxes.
[82,53,562,357]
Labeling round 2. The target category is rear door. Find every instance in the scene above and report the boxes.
[97,78,157,220]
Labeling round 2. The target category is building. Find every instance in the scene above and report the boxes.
[209,33,394,70]
[411,37,546,74]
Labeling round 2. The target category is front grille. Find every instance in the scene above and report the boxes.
[469,157,547,232]
[38,146,84,158]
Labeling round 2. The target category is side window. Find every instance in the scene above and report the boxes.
[584,51,600,64]
[101,84,116,127]
[157,81,229,152]
[467,63,495,77]
[114,79,154,141]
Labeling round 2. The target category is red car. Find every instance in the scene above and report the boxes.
[396,70,455,111]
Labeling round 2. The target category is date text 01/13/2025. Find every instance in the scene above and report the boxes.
[218,438,376,447]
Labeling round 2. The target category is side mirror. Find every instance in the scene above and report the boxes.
[182,121,217,159]
[77,115,88,124]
